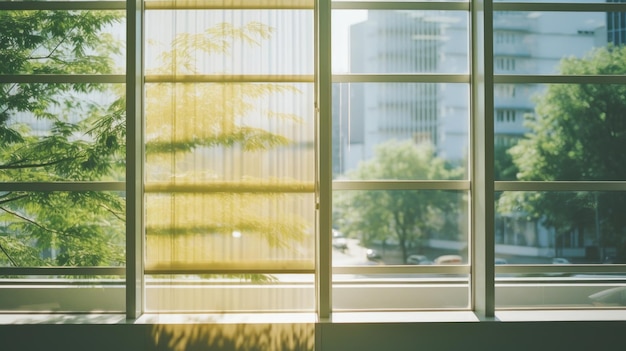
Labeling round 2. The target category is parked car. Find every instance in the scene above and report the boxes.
[434,254,463,265]
[331,230,348,251]
[495,258,508,265]
[366,248,382,261]
[406,255,432,265]
[552,257,571,264]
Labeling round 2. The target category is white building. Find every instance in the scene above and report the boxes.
[338,9,607,171]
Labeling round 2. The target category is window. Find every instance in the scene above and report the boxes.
[0,1,126,312]
[142,0,315,313]
[1,0,625,318]
[495,57,516,72]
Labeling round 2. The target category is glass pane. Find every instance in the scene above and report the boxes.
[495,191,626,264]
[145,274,314,312]
[495,191,626,308]
[145,10,313,76]
[493,11,624,75]
[0,11,125,74]
[0,191,126,267]
[145,193,315,267]
[332,83,469,179]
[144,6,314,312]
[144,83,314,182]
[333,274,470,310]
[0,279,124,313]
[0,84,126,182]
[334,190,468,266]
[332,10,469,74]
[497,282,626,309]
[494,84,626,181]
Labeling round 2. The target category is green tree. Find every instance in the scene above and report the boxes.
[502,45,626,261]
[334,140,464,263]
[0,10,126,267]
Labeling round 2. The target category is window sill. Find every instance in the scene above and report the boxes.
[495,309,626,322]
[2,309,626,326]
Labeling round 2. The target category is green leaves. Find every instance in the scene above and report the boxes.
[0,10,125,267]
[335,140,464,263]
[500,46,626,254]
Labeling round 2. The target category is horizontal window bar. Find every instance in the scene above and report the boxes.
[333,74,469,84]
[332,1,469,11]
[0,75,125,84]
[495,264,626,274]
[0,1,126,11]
[0,267,125,276]
[145,0,314,10]
[145,74,314,83]
[333,180,470,191]
[145,262,315,275]
[0,182,125,192]
[495,75,626,85]
[494,2,626,12]
[145,181,315,194]
[333,265,470,275]
[495,181,626,192]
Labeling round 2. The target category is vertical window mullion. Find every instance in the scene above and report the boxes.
[126,0,144,319]
[471,0,495,318]
[317,0,333,320]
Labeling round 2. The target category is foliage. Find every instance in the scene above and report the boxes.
[144,22,312,267]
[334,140,464,263]
[501,46,626,259]
[0,10,125,267]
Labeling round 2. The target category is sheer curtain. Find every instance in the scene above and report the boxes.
[143,0,315,312]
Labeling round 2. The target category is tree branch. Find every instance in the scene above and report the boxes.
[0,205,63,237]
[0,241,18,267]
[0,156,75,170]
[0,195,28,206]
[99,204,125,222]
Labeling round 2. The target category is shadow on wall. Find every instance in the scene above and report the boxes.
[149,323,314,351]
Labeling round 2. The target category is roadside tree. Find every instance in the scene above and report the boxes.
[501,46,626,261]
[334,140,464,263]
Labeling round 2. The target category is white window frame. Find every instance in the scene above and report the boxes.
[1,0,626,320]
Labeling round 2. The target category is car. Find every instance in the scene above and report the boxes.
[331,229,349,251]
[552,257,571,264]
[366,248,382,261]
[332,236,348,251]
[406,255,432,265]
[495,258,508,265]
[434,254,463,265]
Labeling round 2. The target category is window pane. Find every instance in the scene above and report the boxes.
[145,10,313,76]
[0,278,124,313]
[495,191,626,309]
[145,274,314,312]
[333,83,468,179]
[0,191,125,267]
[494,84,626,181]
[333,10,469,74]
[495,191,626,264]
[0,84,126,182]
[145,193,315,267]
[334,190,468,265]
[333,274,470,310]
[144,83,314,182]
[493,11,622,75]
[333,190,469,310]
[0,10,125,75]
[144,6,314,312]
